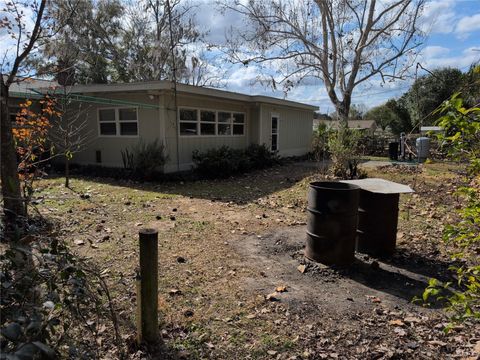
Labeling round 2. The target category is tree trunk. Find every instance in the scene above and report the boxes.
[336,97,351,126]
[65,158,70,188]
[1,83,25,223]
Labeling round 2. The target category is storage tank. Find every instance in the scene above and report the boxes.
[416,137,430,162]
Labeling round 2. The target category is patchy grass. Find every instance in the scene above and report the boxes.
[22,160,480,359]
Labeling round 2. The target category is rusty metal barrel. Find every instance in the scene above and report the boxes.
[305,181,360,266]
[356,191,400,257]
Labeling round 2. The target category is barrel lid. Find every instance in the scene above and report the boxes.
[340,178,414,194]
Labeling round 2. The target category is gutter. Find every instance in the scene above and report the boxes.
[27,89,160,109]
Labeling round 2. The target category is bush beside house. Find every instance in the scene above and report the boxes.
[192,144,280,178]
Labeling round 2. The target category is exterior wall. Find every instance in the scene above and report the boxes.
[259,104,313,157]
[63,90,314,173]
[162,92,253,172]
[68,92,161,168]
[248,105,260,145]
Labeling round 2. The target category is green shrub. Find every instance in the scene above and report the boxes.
[192,144,279,178]
[121,140,168,179]
[311,122,333,161]
[245,144,279,169]
[421,87,480,324]
[327,125,363,179]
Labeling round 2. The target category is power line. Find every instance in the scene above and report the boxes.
[303,85,412,102]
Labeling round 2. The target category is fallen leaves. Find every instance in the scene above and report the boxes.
[394,327,407,337]
[389,319,405,326]
[404,316,422,324]
[366,295,382,303]
[168,289,181,296]
[265,292,279,302]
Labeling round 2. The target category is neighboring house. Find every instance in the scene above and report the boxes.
[313,119,377,135]
[420,126,443,135]
[51,81,317,173]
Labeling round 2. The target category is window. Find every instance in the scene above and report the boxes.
[8,106,21,124]
[179,109,198,136]
[119,108,138,136]
[232,113,245,135]
[217,111,232,135]
[178,108,245,137]
[200,110,215,135]
[98,108,138,136]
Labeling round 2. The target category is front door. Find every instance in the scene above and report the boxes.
[271,114,279,151]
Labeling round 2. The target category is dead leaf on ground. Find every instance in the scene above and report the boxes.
[275,285,288,293]
[297,264,306,273]
[169,289,181,296]
[366,295,382,303]
[403,316,421,324]
[389,319,405,326]
[266,292,279,302]
[474,341,480,354]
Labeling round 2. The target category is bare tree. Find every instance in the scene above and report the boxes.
[1,0,48,222]
[119,0,202,82]
[224,0,425,123]
[48,84,93,188]
[184,52,228,88]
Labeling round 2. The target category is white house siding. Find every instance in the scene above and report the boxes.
[259,104,313,156]
[248,105,261,145]
[162,92,252,172]
[70,92,161,168]
[65,88,315,173]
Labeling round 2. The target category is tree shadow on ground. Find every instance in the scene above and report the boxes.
[380,248,459,284]
[255,226,452,309]
[335,257,449,308]
[49,160,325,204]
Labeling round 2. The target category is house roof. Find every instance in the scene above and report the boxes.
[68,80,318,111]
[4,76,58,98]
[7,77,317,111]
[314,119,376,129]
[420,126,443,132]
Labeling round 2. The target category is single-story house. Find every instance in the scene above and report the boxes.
[420,126,443,135]
[6,77,56,120]
[313,119,377,135]
[45,81,316,173]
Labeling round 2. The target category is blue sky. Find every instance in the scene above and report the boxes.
[1,0,479,113]
[195,0,480,113]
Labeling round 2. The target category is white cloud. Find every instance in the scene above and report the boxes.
[420,0,457,35]
[422,45,451,58]
[419,46,480,70]
[455,13,480,38]
[0,1,36,73]
[195,1,245,44]
[227,65,262,89]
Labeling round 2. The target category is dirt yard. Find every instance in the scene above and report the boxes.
[31,160,480,359]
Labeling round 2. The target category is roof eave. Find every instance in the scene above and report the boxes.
[68,81,318,111]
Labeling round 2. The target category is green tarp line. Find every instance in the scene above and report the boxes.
[10,91,44,100]
[15,89,160,110]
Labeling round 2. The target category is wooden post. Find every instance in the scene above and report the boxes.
[137,228,158,344]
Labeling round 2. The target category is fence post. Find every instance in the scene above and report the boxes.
[137,228,158,344]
